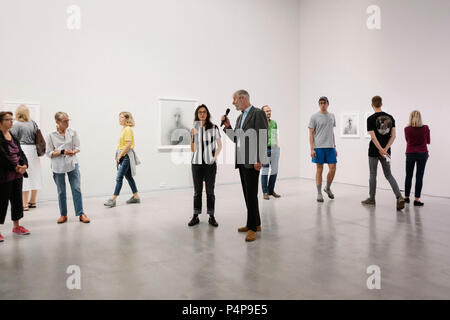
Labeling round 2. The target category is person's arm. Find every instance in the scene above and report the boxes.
[17,139,28,169]
[213,137,222,161]
[72,130,81,155]
[221,115,237,143]
[254,110,268,170]
[46,133,62,159]
[274,122,279,147]
[369,131,388,156]
[190,128,197,153]
[66,130,80,156]
[116,128,132,161]
[383,127,396,152]
[427,126,431,144]
[333,132,337,157]
[309,128,316,158]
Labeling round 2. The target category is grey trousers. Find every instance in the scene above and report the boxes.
[369,156,402,200]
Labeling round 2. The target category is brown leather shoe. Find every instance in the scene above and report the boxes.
[245,230,257,242]
[57,216,67,224]
[271,192,281,198]
[263,194,270,200]
[238,226,261,232]
[79,214,91,223]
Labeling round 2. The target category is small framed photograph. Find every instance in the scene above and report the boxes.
[340,112,360,138]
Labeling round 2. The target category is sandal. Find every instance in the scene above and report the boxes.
[28,202,36,208]
[23,206,29,211]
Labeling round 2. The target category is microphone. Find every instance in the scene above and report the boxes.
[221,108,231,127]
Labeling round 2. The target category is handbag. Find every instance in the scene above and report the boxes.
[33,121,46,157]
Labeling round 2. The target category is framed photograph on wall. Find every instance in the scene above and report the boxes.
[158,97,197,150]
[2,101,41,126]
[340,112,359,138]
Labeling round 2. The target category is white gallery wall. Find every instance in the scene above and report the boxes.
[299,0,450,198]
[0,0,301,201]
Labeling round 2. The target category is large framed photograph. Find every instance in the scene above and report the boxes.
[158,97,197,150]
[340,112,359,138]
[2,101,41,126]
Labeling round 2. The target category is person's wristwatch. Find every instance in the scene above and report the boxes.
[61,149,65,155]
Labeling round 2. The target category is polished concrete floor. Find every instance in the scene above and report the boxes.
[1,178,450,300]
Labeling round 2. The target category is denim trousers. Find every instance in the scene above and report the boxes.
[114,154,138,196]
[261,146,280,194]
[53,164,84,216]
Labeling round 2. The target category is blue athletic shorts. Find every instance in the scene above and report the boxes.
[312,148,337,164]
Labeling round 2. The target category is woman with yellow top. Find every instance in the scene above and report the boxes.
[104,112,141,208]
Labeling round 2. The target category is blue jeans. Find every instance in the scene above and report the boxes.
[114,154,138,196]
[53,164,84,216]
[261,146,280,194]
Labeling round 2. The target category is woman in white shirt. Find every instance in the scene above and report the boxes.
[46,112,90,224]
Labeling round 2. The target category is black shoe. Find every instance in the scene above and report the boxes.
[414,200,424,207]
[208,216,219,227]
[188,215,200,227]
[404,198,410,204]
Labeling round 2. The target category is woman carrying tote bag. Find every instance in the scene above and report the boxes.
[10,105,43,211]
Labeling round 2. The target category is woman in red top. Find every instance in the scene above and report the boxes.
[404,110,430,206]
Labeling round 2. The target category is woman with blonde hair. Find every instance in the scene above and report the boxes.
[10,105,43,211]
[404,110,430,206]
[46,112,90,223]
[104,112,141,208]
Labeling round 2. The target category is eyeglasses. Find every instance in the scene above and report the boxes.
[1,118,13,122]
[197,111,207,114]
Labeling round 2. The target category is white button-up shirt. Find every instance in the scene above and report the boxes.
[46,128,80,173]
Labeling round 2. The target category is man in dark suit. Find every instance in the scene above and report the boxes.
[221,90,268,242]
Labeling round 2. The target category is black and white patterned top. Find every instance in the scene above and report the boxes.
[191,125,221,165]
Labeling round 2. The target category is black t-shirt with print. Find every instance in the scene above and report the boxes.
[367,111,396,157]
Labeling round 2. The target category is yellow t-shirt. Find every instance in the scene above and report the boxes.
[118,126,135,151]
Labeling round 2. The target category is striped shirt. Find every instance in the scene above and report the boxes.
[191,125,221,165]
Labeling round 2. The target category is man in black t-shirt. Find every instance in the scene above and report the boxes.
[361,96,405,210]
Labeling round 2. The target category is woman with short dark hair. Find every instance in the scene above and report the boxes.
[0,111,31,242]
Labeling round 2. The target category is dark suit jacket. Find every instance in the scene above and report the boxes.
[223,106,268,169]
[0,131,28,182]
